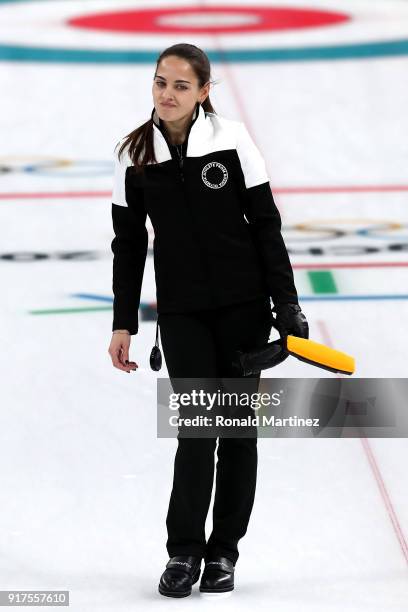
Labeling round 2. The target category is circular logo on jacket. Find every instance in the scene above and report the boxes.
[201,161,228,189]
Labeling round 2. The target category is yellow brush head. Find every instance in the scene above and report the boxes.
[285,336,355,375]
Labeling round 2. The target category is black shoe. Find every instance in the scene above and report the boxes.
[158,555,202,598]
[199,556,235,593]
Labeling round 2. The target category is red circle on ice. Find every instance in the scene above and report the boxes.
[68,6,350,35]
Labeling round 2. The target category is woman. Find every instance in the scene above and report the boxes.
[108,43,308,598]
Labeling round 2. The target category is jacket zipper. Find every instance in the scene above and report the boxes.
[175,144,184,182]
[173,141,216,307]
[154,108,217,306]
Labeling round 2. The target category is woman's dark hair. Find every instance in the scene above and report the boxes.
[115,43,217,172]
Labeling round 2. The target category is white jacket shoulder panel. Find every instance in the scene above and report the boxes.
[235,121,270,189]
[205,113,270,189]
[185,112,237,158]
[112,139,132,207]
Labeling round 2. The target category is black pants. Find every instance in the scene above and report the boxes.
[158,295,273,565]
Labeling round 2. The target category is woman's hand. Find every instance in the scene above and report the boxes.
[271,303,309,339]
[108,330,138,373]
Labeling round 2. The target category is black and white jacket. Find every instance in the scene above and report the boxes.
[111,101,298,334]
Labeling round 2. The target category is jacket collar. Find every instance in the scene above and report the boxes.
[151,102,212,161]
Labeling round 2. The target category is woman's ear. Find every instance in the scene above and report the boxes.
[199,82,210,104]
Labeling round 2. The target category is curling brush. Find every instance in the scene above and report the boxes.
[232,317,355,376]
